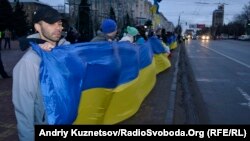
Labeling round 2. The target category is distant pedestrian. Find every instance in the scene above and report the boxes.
[161,28,168,44]
[120,26,138,43]
[66,27,78,43]
[0,31,3,50]
[135,25,148,44]
[4,29,11,49]
[0,51,10,78]
[12,5,70,141]
[91,18,117,42]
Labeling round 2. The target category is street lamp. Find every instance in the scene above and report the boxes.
[177,11,184,35]
[178,11,184,26]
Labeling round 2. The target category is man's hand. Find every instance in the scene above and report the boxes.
[39,42,55,51]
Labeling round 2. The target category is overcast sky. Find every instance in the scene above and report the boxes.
[150,0,249,26]
[40,0,249,26]
[39,0,65,6]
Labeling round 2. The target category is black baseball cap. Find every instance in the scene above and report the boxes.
[33,6,63,24]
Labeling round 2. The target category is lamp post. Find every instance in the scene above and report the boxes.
[177,11,184,26]
[177,11,184,35]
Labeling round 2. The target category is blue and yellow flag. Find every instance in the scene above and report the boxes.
[31,37,171,125]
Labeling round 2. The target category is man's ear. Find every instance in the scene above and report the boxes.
[34,23,41,33]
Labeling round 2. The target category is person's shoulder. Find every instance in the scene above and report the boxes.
[19,48,41,64]
[27,33,40,39]
[91,32,107,42]
[19,33,45,51]
[120,36,132,43]
[91,35,106,42]
[13,48,41,74]
[58,38,70,45]
[13,49,42,81]
[136,37,145,44]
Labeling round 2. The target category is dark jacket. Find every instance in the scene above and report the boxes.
[0,51,9,78]
[91,31,108,42]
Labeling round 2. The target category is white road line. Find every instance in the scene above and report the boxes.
[196,78,230,82]
[237,87,250,109]
[202,46,250,69]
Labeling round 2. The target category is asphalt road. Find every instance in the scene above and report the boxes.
[185,39,250,124]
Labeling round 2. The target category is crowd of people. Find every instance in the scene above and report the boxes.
[2,5,178,141]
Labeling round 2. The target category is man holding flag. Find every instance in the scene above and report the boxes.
[12,5,69,141]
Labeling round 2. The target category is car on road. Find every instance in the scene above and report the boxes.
[238,35,250,41]
[201,35,210,40]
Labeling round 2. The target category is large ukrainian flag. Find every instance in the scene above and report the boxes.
[31,36,171,125]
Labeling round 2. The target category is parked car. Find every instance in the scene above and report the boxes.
[238,35,250,41]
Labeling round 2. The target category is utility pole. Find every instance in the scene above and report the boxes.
[177,11,183,35]
[178,15,180,26]
[177,11,183,26]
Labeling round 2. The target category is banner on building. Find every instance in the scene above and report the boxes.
[197,24,205,29]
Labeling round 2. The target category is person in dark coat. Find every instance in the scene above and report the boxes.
[0,51,10,78]
[91,19,117,42]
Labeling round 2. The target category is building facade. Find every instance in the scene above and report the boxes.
[9,0,49,27]
[212,4,224,27]
[212,4,224,38]
[132,0,152,25]
[67,0,156,35]
[10,0,174,35]
[158,13,174,32]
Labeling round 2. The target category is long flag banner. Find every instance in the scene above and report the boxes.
[31,36,172,125]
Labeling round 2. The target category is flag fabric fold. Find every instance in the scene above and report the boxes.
[31,36,172,124]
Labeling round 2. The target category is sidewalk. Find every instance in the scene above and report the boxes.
[0,40,25,141]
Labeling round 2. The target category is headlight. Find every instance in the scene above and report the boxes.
[201,35,209,40]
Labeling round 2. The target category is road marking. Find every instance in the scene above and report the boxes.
[202,46,250,69]
[237,87,250,109]
[196,78,230,82]
[188,56,220,59]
